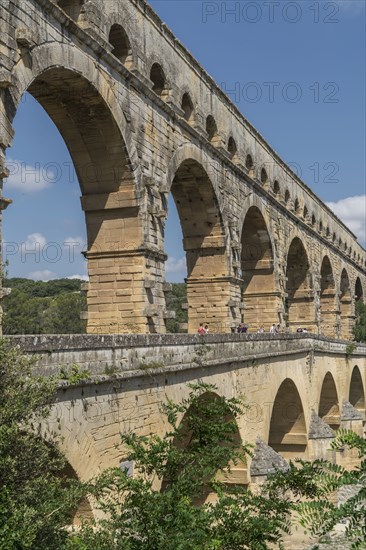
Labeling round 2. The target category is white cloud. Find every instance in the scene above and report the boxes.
[166,256,187,275]
[20,232,47,255]
[67,274,89,281]
[28,270,57,281]
[4,158,55,193]
[326,195,366,245]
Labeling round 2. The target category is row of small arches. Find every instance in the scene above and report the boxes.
[105,23,364,268]
[57,6,364,269]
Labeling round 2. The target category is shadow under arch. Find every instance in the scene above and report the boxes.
[241,206,277,331]
[285,237,315,332]
[38,437,94,527]
[8,66,145,334]
[318,372,340,430]
[169,158,228,333]
[339,268,352,339]
[58,0,84,21]
[355,277,364,303]
[268,378,307,460]
[161,391,246,505]
[109,23,133,68]
[62,461,94,526]
[319,256,336,337]
[349,366,365,416]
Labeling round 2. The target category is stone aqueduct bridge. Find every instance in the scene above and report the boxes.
[10,333,366,495]
[1,0,366,337]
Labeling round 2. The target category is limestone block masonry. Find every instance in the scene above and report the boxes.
[7,333,366,498]
[0,0,365,336]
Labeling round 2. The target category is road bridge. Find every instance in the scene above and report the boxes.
[10,333,366,495]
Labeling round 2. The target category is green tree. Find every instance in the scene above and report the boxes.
[0,340,84,549]
[42,293,86,334]
[2,278,86,335]
[165,283,187,333]
[353,300,366,343]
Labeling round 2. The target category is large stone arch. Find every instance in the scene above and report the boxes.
[318,372,340,430]
[4,43,151,335]
[168,154,229,333]
[349,366,365,417]
[240,205,278,331]
[268,378,307,460]
[285,237,315,331]
[319,255,337,337]
[162,390,246,504]
[339,268,353,339]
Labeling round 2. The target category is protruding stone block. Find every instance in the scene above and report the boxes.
[0,69,15,89]
[15,28,37,48]
[163,282,172,293]
[144,279,156,289]
[143,305,159,317]
[163,310,176,320]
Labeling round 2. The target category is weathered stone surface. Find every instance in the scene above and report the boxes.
[250,438,289,476]
[341,400,363,421]
[0,0,365,337]
[308,410,335,440]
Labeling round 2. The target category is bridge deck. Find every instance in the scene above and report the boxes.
[6,334,366,381]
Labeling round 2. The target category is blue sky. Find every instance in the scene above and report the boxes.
[3,0,365,282]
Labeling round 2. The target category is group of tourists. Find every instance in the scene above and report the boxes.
[198,322,310,335]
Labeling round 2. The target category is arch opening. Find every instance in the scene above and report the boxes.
[245,154,254,177]
[269,379,307,459]
[318,373,340,430]
[62,462,94,526]
[206,115,218,143]
[260,168,268,185]
[169,159,227,333]
[285,190,290,205]
[285,237,315,331]
[13,68,143,335]
[319,256,336,337]
[339,269,353,339]
[355,277,364,302]
[109,24,133,68]
[273,180,280,196]
[228,136,237,159]
[162,391,246,504]
[241,206,277,331]
[57,0,84,21]
[181,93,194,122]
[349,366,365,415]
[150,63,168,98]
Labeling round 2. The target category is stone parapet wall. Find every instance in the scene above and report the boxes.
[6,333,366,378]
